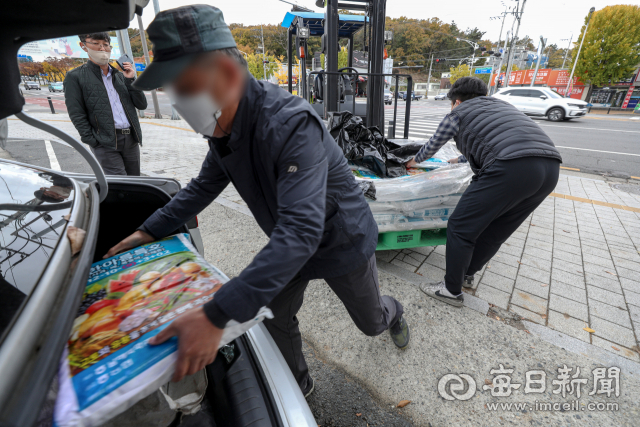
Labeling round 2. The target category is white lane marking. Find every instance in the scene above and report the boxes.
[539,124,640,133]
[555,145,640,157]
[44,140,61,171]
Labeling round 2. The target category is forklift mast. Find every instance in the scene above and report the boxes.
[324,0,387,131]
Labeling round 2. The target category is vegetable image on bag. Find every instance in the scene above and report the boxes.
[55,234,272,427]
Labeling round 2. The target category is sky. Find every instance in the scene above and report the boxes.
[134,0,629,49]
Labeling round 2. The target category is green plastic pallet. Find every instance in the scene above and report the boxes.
[376,228,447,251]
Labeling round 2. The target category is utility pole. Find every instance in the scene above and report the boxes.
[261,25,267,81]
[565,7,595,98]
[137,14,162,119]
[151,0,180,120]
[530,36,546,87]
[491,31,510,95]
[426,54,433,97]
[561,34,573,69]
[504,0,526,88]
[117,29,144,118]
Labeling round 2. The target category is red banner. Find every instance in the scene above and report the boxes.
[491,69,583,87]
[549,86,584,99]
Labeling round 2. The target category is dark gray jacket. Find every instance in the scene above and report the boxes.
[64,61,147,149]
[450,96,562,174]
[141,76,378,327]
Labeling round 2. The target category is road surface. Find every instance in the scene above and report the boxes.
[20,91,640,177]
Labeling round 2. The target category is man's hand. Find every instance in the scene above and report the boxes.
[122,62,136,79]
[406,158,418,169]
[149,307,223,382]
[447,157,459,164]
[104,230,154,259]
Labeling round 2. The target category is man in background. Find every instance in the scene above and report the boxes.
[64,32,147,175]
[408,77,561,307]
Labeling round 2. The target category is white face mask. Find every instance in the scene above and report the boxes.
[85,47,111,66]
[166,86,222,137]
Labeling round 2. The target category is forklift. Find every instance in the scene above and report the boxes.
[282,0,449,251]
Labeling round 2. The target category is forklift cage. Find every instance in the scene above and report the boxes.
[308,68,414,139]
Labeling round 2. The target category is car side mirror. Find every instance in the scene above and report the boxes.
[540,95,547,100]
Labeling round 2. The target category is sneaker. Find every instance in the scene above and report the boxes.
[419,281,464,307]
[463,275,474,289]
[389,316,410,350]
[303,376,315,398]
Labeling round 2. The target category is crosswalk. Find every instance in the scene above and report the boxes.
[383,105,449,140]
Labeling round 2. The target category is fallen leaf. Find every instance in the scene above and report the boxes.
[584,327,595,333]
[397,400,411,408]
[541,283,548,287]
[605,271,617,276]
[563,313,570,319]
[531,224,537,226]
[484,379,492,385]
[540,314,547,319]
[356,413,362,417]
[517,261,522,265]
[67,226,86,255]
[525,330,530,334]
[487,265,491,269]
[612,346,620,351]
[563,230,570,233]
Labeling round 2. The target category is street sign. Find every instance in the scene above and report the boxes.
[474,67,492,74]
[135,63,146,72]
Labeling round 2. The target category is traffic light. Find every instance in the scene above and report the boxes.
[434,58,446,63]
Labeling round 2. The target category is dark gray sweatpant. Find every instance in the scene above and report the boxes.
[264,255,403,392]
[445,156,560,295]
[91,132,140,176]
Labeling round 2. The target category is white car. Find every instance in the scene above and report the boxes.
[434,93,447,101]
[384,89,392,105]
[492,87,588,121]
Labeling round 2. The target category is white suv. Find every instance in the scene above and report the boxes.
[492,87,588,121]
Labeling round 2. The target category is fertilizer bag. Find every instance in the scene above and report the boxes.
[54,234,271,427]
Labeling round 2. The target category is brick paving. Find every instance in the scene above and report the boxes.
[7,112,640,362]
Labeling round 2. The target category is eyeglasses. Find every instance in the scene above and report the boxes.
[84,41,112,51]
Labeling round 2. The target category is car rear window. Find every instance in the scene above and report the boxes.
[0,163,74,337]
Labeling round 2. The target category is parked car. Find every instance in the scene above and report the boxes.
[0,2,317,427]
[492,87,588,121]
[384,89,392,105]
[48,82,64,92]
[401,92,422,101]
[434,93,447,100]
[23,81,40,90]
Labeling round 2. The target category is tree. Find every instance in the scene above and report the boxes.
[19,61,45,84]
[570,5,640,87]
[246,53,278,80]
[449,64,471,84]
[320,46,349,70]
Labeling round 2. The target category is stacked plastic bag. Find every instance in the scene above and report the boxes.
[353,140,473,233]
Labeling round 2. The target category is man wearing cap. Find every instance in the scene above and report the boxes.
[105,5,410,397]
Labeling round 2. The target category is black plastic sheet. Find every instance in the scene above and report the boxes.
[329,111,413,178]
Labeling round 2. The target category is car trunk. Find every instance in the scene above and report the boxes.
[92,182,188,263]
[89,184,281,427]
